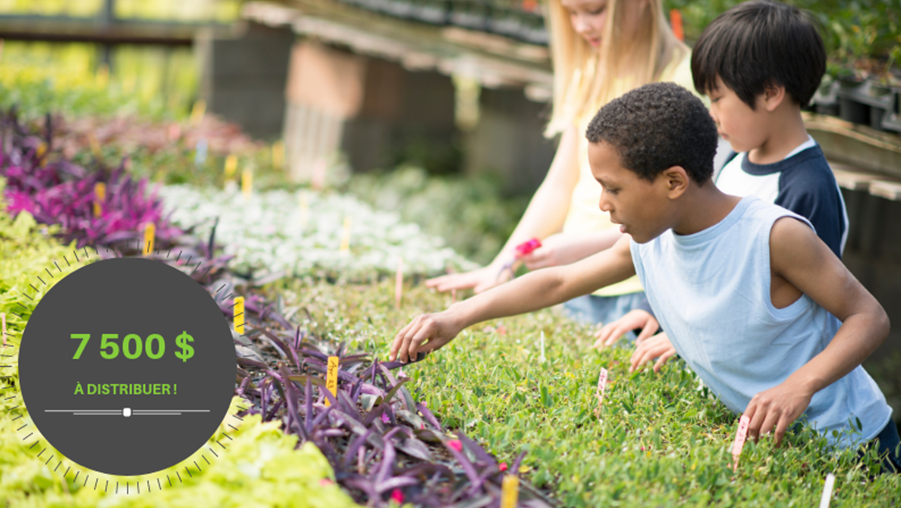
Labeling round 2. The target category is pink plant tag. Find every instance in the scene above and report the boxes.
[731,414,750,470]
[596,368,608,409]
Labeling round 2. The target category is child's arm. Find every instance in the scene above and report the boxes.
[389,235,637,362]
[744,217,890,445]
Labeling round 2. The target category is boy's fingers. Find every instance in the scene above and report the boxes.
[774,417,790,447]
[604,324,630,346]
[635,322,660,344]
[406,320,437,360]
[652,348,676,373]
[629,342,659,372]
[747,398,769,442]
[397,317,425,362]
[594,323,614,342]
[390,321,415,361]
[759,410,780,441]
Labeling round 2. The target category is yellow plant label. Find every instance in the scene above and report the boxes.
[242,168,253,200]
[272,140,285,169]
[143,223,155,255]
[190,100,206,126]
[96,63,109,88]
[93,182,106,218]
[224,154,238,178]
[501,475,519,508]
[339,217,352,252]
[325,356,339,407]
[234,296,245,335]
[299,191,309,228]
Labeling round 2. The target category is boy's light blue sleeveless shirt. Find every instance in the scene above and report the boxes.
[631,196,891,448]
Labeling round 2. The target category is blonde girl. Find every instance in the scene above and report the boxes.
[428,0,700,331]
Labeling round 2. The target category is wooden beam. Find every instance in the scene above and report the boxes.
[869,180,901,201]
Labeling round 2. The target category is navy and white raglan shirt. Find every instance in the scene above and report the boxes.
[715,136,849,258]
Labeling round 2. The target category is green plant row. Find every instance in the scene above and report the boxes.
[265,277,901,507]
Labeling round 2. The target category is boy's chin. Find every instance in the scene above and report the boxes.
[627,227,665,244]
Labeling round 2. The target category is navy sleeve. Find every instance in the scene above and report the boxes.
[775,154,847,259]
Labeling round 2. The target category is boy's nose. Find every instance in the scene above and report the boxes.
[598,193,613,213]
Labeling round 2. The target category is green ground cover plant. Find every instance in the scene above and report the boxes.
[265,277,901,507]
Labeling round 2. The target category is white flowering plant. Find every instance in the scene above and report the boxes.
[159,185,477,281]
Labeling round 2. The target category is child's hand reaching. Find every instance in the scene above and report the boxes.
[629,332,677,373]
[743,379,815,446]
[390,309,465,363]
[593,309,660,348]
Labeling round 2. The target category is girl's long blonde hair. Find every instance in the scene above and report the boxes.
[544,0,688,137]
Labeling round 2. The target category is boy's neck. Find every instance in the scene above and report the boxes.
[671,183,742,237]
[746,105,810,165]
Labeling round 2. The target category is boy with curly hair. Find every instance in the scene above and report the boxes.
[390,82,898,470]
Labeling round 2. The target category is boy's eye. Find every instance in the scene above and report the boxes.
[588,7,605,14]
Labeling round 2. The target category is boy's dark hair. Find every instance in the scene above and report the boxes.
[585,82,718,184]
[691,0,826,109]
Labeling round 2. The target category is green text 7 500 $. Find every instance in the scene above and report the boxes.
[70,332,195,362]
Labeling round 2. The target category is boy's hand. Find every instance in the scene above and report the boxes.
[594,309,660,348]
[629,332,676,373]
[390,310,465,363]
[743,379,814,446]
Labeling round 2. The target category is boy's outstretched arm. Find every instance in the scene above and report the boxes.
[744,217,890,445]
[389,235,636,362]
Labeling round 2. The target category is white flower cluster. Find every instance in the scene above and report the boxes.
[159,185,475,280]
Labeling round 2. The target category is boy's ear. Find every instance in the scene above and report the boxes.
[761,82,787,112]
[661,166,689,199]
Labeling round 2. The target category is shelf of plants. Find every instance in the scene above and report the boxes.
[2,70,900,508]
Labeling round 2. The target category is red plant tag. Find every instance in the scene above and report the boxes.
[514,238,542,258]
[731,414,750,471]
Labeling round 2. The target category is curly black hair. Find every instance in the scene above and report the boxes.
[585,82,718,184]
